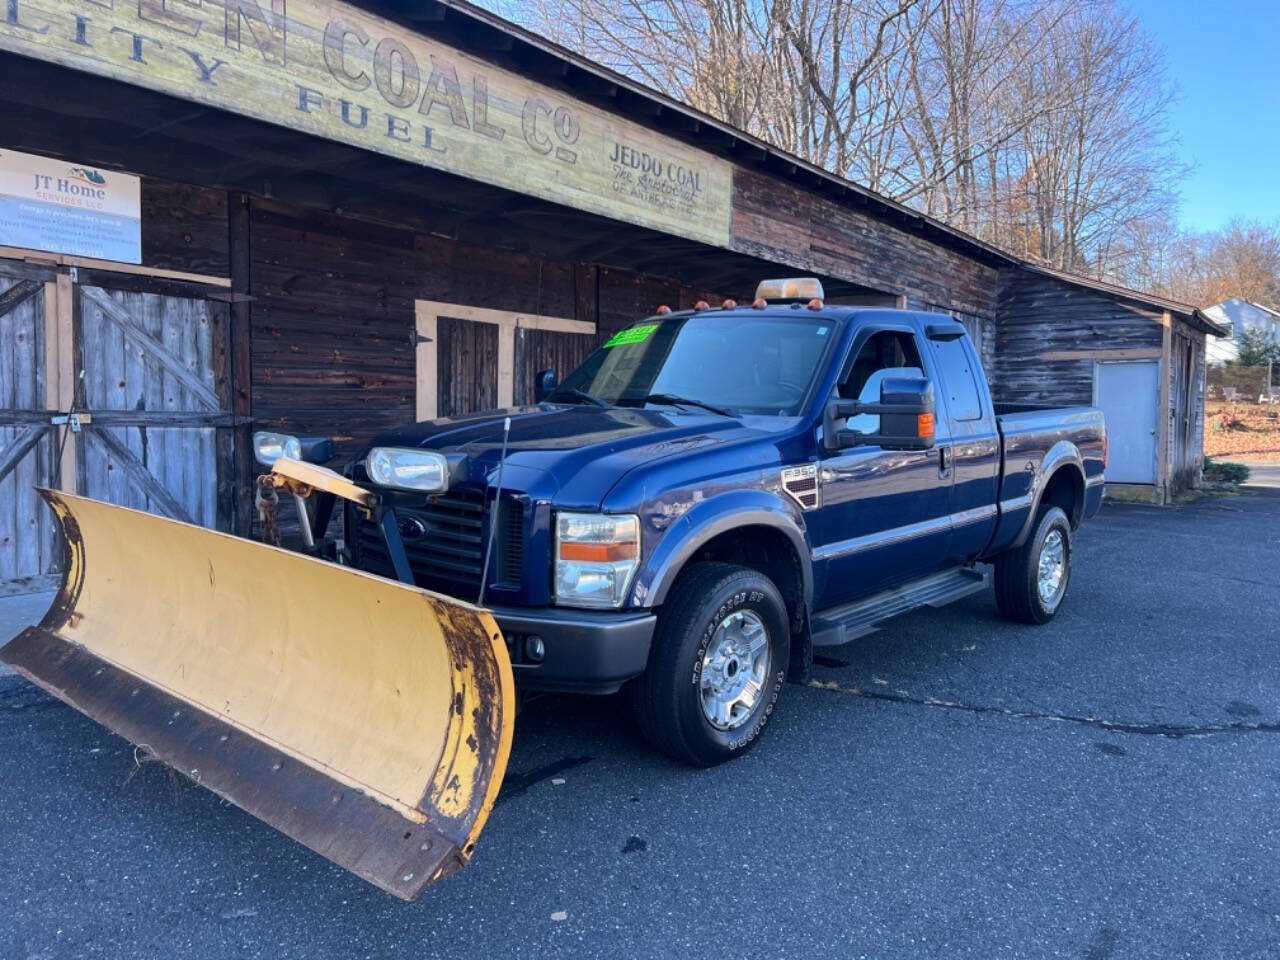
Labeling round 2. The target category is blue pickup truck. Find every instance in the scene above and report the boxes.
[263,279,1106,766]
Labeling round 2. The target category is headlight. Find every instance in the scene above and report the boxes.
[365,447,449,493]
[254,431,301,466]
[554,512,640,609]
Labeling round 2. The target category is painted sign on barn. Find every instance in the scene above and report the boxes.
[0,0,733,248]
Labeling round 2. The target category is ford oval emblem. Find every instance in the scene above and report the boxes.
[398,516,428,540]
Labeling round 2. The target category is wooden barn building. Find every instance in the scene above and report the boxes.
[0,0,1225,592]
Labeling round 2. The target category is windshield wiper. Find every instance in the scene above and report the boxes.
[639,393,735,417]
[550,387,609,407]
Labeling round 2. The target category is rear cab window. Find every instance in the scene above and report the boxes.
[928,337,983,422]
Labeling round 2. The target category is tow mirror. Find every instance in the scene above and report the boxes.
[534,368,557,403]
[823,376,936,452]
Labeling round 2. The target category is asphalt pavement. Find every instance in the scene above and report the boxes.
[2,494,1278,959]
[1242,462,1280,492]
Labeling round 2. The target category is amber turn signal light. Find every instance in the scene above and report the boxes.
[917,412,936,437]
[557,542,637,563]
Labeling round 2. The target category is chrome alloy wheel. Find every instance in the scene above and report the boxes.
[1037,528,1067,607]
[699,610,770,731]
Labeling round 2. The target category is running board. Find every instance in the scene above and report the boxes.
[811,566,990,647]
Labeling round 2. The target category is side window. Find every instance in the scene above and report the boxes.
[839,330,924,435]
[930,338,982,421]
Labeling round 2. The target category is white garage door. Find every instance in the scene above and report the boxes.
[1094,360,1159,484]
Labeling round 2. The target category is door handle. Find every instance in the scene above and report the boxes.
[938,445,951,478]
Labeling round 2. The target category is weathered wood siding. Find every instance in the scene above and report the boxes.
[249,202,419,462]
[141,181,230,278]
[993,269,1163,405]
[248,200,718,459]
[414,234,578,320]
[732,169,999,320]
[595,266,718,342]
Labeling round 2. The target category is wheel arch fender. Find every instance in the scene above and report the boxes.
[1013,441,1087,547]
[634,489,813,615]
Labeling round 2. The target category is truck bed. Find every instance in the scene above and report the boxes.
[985,403,1107,558]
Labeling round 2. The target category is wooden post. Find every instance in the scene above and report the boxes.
[228,193,254,537]
[1158,311,1172,504]
[414,303,438,422]
[41,281,61,491]
[53,272,77,493]
[574,264,597,328]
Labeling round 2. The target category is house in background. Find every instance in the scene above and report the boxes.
[1204,299,1280,365]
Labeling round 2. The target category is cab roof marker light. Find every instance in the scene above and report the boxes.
[807,298,824,310]
[655,304,672,315]
[754,277,825,302]
[721,299,738,309]
[693,300,710,311]
[751,298,768,309]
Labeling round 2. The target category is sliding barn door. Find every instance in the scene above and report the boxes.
[0,262,60,593]
[74,277,232,529]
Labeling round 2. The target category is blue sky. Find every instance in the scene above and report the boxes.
[1125,0,1280,231]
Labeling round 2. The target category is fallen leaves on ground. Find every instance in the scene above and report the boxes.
[1204,402,1280,462]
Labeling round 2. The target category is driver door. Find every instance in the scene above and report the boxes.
[811,324,953,609]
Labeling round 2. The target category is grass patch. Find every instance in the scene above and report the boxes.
[1203,457,1251,484]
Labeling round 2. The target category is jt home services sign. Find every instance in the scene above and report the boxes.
[0,148,142,262]
[0,0,733,247]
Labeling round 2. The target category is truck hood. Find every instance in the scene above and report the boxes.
[364,404,778,507]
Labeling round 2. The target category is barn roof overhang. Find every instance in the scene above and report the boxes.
[1017,265,1232,338]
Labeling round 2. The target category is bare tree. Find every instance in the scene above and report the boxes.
[489,0,1186,282]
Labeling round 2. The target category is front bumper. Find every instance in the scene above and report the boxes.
[488,605,656,695]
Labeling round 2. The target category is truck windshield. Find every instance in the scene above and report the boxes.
[550,314,835,416]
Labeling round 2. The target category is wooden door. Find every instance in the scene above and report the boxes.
[0,261,60,593]
[513,327,597,404]
[436,314,499,418]
[74,274,233,529]
[415,302,597,421]
[1094,360,1159,484]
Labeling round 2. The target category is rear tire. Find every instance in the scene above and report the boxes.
[630,562,789,766]
[994,505,1072,624]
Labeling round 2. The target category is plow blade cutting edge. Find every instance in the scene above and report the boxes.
[0,491,515,900]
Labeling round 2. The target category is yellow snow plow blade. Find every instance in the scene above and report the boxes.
[0,490,514,900]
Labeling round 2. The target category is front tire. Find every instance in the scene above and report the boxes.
[994,505,1072,624]
[630,562,790,766]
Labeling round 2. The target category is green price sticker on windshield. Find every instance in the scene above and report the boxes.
[604,323,659,348]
